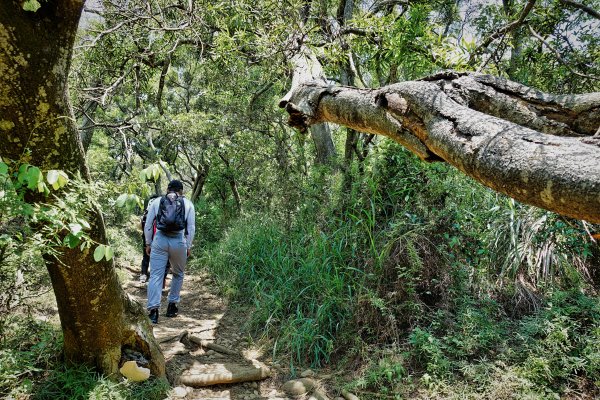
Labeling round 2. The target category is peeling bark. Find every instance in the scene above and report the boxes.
[0,1,164,377]
[280,72,600,223]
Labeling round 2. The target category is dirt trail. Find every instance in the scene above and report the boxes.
[125,271,293,400]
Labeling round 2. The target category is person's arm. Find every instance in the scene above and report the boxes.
[185,199,196,252]
[144,199,158,252]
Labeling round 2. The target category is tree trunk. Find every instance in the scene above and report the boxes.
[287,16,337,166]
[0,1,164,377]
[80,99,99,152]
[280,71,600,223]
[310,122,337,165]
[190,164,209,203]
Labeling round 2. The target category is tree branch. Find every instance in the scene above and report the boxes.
[528,25,600,82]
[559,0,600,19]
[470,0,537,62]
[280,72,600,223]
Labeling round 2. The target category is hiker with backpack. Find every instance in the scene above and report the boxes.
[144,179,196,324]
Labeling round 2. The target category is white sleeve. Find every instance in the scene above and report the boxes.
[144,198,159,246]
[185,199,196,249]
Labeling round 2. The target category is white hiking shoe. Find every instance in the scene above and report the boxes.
[139,274,147,284]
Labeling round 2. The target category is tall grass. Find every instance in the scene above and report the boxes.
[199,216,366,367]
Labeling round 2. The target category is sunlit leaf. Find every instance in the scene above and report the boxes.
[22,0,41,12]
[93,244,106,262]
[56,170,69,187]
[104,245,114,261]
[69,223,82,235]
[78,218,91,230]
[46,170,59,185]
[116,193,128,207]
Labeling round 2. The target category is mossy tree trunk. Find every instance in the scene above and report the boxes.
[0,1,164,377]
[280,71,600,223]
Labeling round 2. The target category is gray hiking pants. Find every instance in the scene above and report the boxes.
[147,230,188,311]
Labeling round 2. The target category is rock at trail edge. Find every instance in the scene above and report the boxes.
[282,378,317,396]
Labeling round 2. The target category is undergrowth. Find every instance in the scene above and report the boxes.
[0,317,169,400]
[198,141,600,398]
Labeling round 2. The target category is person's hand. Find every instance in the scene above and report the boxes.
[187,248,191,257]
[145,245,151,256]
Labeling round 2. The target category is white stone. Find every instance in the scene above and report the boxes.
[119,361,150,382]
[171,386,187,398]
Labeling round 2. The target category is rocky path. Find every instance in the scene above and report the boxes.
[125,271,295,400]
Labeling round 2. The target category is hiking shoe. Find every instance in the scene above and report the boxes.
[148,309,159,324]
[139,274,147,284]
[165,302,178,318]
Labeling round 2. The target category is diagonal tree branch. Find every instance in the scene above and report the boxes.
[528,25,600,82]
[559,0,600,19]
[470,0,537,63]
[280,72,600,223]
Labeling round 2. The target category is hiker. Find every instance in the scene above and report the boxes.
[144,179,195,324]
[139,194,170,286]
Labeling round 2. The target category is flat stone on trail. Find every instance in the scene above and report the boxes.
[282,378,317,396]
[171,386,188,398]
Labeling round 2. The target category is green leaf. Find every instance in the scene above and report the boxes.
[27,167,42,189]
[22,0,41,12]
[152,165,160,181]
[46,170,59,185]
[37,181,46,193]
[17,164,30,184]
[116,193,128,207]
[93,245,106,262]
[139,169,148,181]
[126,194,140,208]
[104,245,114,261]
[0,162,8,175]
[57,170,69,187]
[65,234,80,249]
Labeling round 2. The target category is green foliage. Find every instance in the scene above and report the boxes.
[33,365,169,400]
[0,160,110,329]
[0,317,169,399]
[198,214,364,367]
[0,318,61,398]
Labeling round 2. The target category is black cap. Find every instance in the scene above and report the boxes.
[167,179,184,192]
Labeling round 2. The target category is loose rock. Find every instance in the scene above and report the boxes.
[282,378,317,396]
[341,389,360,400]
[310,388,330,400]
[171,386,188,398]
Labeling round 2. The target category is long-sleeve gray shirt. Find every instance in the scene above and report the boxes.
[144,195,196,249]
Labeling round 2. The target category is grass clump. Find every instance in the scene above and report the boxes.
[199,215,364,367]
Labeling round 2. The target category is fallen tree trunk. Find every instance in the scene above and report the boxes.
[178,361,270,387]
[280,71,600,223]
